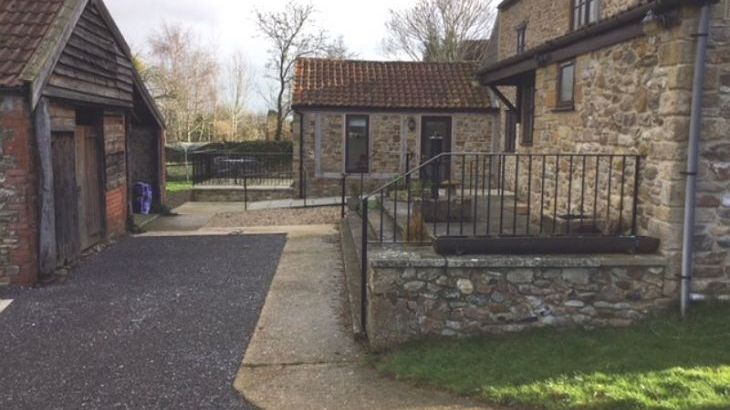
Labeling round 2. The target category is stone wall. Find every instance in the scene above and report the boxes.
[192,186,295,202]
[294,110,496,197]
[694,0,730,295]
[497,4,730,297]
[367,246,670,351]
[0,94,39,286]
[497,0,641,61]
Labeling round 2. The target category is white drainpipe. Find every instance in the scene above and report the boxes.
[680,3,713,317]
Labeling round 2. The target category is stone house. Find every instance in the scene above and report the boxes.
[339,0,730,350]
[479,0,729,300]
[0,0,166,286]
[291,58,498,198]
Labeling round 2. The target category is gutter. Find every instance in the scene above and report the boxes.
[478,0,685,83]
[681,2,713,317]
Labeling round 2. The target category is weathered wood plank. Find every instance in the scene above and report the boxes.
[34,98,57,275]
[52,132,81,264]
[45,2,136,105]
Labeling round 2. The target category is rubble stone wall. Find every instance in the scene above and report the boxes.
[367,248,670,351]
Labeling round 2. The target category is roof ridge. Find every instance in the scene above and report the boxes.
[296,57,479,66]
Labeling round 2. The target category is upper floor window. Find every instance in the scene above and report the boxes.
[516,24,527,54]
[345,115,369,173]
[573,0,600,30]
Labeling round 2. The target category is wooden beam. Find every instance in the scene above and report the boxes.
[43,86,133,109]
[489,86,516,112]
[479,1,664,85]
[33,97,57,276]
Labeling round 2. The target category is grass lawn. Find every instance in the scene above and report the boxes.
[374,303,730,410]
[166,180,192,193]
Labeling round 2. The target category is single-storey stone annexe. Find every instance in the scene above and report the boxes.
[291,58,500,198]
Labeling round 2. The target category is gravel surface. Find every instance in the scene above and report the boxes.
[207,206,341,228]
[0,234,286,409]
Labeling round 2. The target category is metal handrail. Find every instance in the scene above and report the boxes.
[364,152,643,199]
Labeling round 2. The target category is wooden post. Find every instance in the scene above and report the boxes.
[33,98,57,276]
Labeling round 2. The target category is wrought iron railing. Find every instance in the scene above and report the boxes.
[361,152,642,244]
[191,151,293,187]
[355,151,646,335]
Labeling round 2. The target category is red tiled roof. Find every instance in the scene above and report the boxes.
[292,58,492,111]
[0,0,66,87]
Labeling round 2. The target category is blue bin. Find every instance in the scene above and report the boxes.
[133,182,153,215]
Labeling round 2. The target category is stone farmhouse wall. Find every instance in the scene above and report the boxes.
[366,248,668,351]
[496,3,730,297]
[497,0,642,62]
[294,111,498,198]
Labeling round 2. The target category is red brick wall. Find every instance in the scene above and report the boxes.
[0,94,39,286]
[105,186,127,237]
[103,112,128,238]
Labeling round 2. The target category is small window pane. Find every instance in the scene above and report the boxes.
[588,0,599,23]
[560,63,575,105]
[346,116,369,173]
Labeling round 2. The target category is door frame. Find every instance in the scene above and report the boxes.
[420,116,453,180]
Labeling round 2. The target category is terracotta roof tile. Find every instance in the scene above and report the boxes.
[292,58,491,111]
[0,0,65,87]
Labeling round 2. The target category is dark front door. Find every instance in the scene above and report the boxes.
[420,116,452,181]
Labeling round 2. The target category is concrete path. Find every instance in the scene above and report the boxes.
[145,202,248,232]
[145,199,342,232]
[234,225,490,410]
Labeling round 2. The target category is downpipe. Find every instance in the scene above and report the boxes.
[680,3,712,318]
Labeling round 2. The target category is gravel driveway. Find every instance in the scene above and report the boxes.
[0,234,286,409]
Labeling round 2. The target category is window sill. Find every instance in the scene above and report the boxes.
[552,105,575,113]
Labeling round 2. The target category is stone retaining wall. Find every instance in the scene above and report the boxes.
[192,186,294,202]
[366,247,670,351]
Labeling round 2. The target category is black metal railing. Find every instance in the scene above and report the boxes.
[191,151,293,187]
[355,151,646,335]
[361,152,642,244]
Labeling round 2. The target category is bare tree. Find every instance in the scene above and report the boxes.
[220,51,251,140]
[383,0,496,62]
[255,1,350,141]
[145,23,219,143]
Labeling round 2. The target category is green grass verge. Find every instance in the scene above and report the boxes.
[166,181,192,193]
[374,303,730,410]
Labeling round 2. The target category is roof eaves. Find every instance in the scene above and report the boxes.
[92,0,165,128]
[19,0,88,109]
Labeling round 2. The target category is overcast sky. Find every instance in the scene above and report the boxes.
[105,0,414,112]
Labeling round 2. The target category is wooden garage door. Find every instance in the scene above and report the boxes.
[75,126,105,250]
[52,133,80,265]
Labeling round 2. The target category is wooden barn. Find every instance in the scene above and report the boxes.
[0,0,166,285]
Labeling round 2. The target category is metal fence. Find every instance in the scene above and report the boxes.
[361,152,644,245]
[191,151,293,187]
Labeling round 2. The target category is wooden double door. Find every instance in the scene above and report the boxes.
[52,125,105,265]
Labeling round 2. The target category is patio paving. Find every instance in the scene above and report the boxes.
[0,234,286,409]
